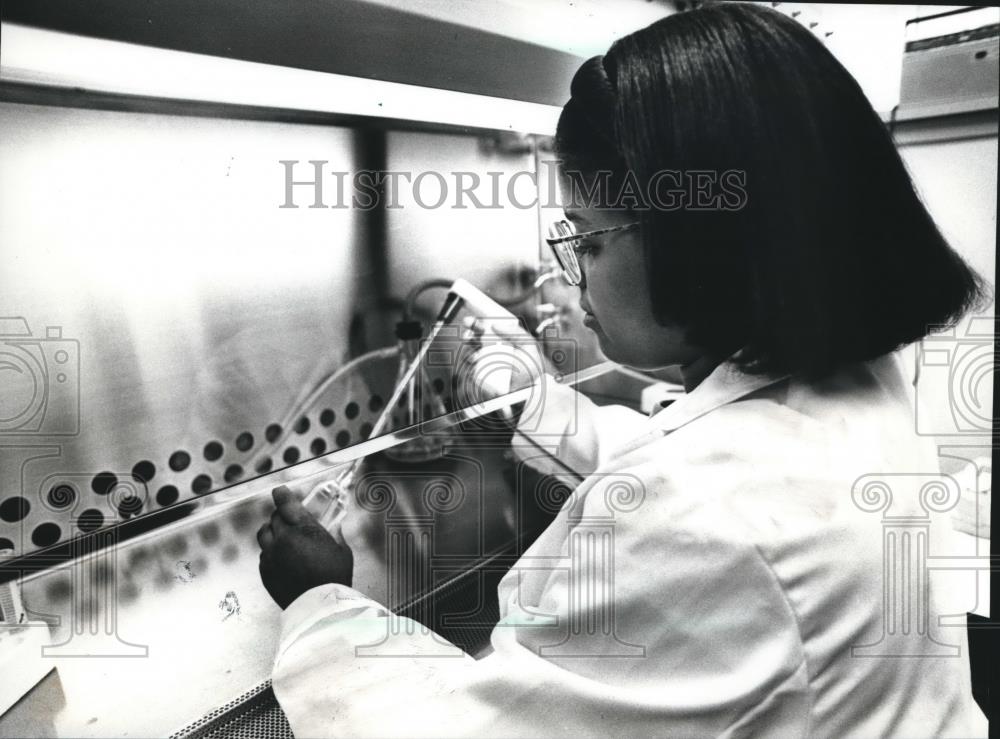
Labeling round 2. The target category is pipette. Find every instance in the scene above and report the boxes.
[301,282,475,524]
[301,279,611,530]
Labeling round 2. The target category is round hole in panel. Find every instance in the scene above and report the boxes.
[310,438,327,456]
[265,424,282,443]
[47,483,77,510]
[368,395,384,413]
[203,441,224,462]
[345,402,359,420]
[120,581,140,604]
[91,471,118,496]
[319,409,336,427]
[77,508,104,532]
[359,422,373,440]
[255,457,273,475]
[235,431,254,452]
[0,496,30,523]
[169,451,191,472]
[0,537,14,552]
[31,522,61,548]
[198,522,221,545]
[165,536,188,556]
[283,447,300,465]
[156,485,179,506]
[229,507,254,531]
[131,460,156,483]
[336,430,351,448]
[224,464,244,483]
[191,475,212,495]
[153,571,173,591]
[117,495,144,519]
[128,548,151,568]
[294,417,310,435]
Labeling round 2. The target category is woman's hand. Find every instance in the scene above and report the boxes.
[257,485,354,609]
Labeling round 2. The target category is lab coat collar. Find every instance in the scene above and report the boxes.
[647,359,790,434]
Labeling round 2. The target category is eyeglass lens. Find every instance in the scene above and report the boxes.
[547,220,583,286]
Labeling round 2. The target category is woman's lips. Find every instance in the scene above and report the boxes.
[582,312,599,329]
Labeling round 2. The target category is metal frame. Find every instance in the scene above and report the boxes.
[890,107,999,146]
[0,80,528,138]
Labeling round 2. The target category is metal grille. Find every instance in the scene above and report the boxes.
[170,681,292,739]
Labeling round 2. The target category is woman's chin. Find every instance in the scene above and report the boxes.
[592,333,676,370]
[592,331,624,364]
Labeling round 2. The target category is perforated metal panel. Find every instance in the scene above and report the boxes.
[0,103,366,562]
[1,345,460,561]
[170,681,292,739]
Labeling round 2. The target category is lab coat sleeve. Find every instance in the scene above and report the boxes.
[510,373,653,476]
[270,473,810,738]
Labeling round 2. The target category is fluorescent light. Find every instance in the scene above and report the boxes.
[0,23,562,134]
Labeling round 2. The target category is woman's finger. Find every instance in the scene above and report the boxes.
[273,485,316,526]
[256,521,274,550]
[269,508,289,535]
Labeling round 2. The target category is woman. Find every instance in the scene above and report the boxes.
[257,4,988,735]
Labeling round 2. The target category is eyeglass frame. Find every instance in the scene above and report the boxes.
[545,220,640,286]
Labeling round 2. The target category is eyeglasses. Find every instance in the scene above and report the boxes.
[545,220,640,286]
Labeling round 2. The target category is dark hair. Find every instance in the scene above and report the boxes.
[555,2,988,378]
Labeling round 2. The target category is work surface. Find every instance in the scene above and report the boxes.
[0,436,554,738]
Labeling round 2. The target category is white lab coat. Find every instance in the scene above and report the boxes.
[271,353,987,737]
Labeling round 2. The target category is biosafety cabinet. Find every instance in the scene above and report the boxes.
[0,1,995,736]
